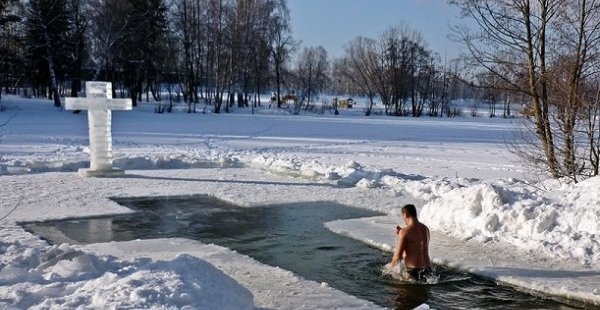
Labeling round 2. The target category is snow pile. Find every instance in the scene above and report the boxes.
[251,155,471,201]
[0,226,254,309]
[421,177,600,266]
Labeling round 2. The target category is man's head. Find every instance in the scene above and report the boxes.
[401,204,417,222]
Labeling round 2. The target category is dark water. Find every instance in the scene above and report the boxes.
[23,195,583,310]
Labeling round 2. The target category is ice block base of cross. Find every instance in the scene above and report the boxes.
[78,168,125,178]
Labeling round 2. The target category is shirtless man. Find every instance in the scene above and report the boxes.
[390,204,431,281]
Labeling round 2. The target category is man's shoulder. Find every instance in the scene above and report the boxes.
[416,222,430,232]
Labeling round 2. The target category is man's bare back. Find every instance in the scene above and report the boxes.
[390,204,431,280]
[398,222,430,268]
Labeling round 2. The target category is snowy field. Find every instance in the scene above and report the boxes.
[0,96,599,308]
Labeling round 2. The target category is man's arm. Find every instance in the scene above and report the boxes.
[391,229,407,266]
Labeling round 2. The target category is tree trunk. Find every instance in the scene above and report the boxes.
[43,27,61,108]
[524,4,559,177]
[275,62,282,108]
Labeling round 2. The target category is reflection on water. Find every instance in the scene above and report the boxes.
[86,219,114,242]
[23,195,583,310]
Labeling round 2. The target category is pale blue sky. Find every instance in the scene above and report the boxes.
[288,0,464,60]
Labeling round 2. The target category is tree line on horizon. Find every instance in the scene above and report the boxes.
[0,0,483,117]
[0,0,295,111]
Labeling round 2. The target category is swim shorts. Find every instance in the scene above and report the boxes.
[406,267,432,281]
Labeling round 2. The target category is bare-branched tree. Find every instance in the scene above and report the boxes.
[25,0,70,108]
[337,37,379,116]
[291,46,329,114]
[0,0,24,105]
[269,0,296,109]
[337,24,433,117]
[452,0,600,181]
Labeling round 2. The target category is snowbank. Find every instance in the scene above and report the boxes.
[0,226,254,309]
[421,177,600,266]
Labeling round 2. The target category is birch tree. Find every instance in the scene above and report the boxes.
[269,0,295,108]
[88,0,130,89]
[453,0,600,180]
[25,0,70,107]
[65,0,87,97]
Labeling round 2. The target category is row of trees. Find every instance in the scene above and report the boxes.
[289,25,474,117]
[170,0,297,113]
[452,0,600,180]
[0,0,301,111]
[1,0,474,116]
[334,24,463,117]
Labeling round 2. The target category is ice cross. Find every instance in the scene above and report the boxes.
[65,81,132,177]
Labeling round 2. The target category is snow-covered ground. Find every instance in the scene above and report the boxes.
[0,96,598,308]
